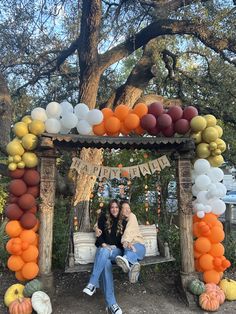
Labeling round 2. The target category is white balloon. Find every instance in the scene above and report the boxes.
[197,210,205,218]
[31,107,48,122]
[60,101,74,115]
[197,191,209,204]
[86,109,103,125]
[195,203,205,211]
[191,170,197,183]
[215,182,227,198]
[77,120,92,135]
[46,102,62,118]
[204,205,212,213]
[192,184,201,197]
[74,103,89,120]
[209,199,226,216]
[195,174,211,190]
[207,167,224,183]
[45,118,61,134]
[206,183,218,199]
[61,113,78,129]
[194,159,211,174]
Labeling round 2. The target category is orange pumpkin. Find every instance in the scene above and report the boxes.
[9,297,32,314]
[199,292,220,311]
[205,289,225,305]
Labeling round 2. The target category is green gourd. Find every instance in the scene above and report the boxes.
[23,279,43,297]
[188,279,205,296]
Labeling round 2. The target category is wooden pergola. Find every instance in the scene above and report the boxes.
[38,133,197,302]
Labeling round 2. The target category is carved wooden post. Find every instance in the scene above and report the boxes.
[39,153,57,277]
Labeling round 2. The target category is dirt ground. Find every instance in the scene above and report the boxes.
[1,268,236,314]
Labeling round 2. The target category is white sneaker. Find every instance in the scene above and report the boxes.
[83,283,96,296]
[115,256,130,273]
[107,303,122,314]
[129,262,141,283]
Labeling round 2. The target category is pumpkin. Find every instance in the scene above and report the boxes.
[188,279,205,295]
[4,284,25,307]
[205,282,225,304]
[199,292,220,312]
[31,291,52,314]
[23,279,43,297]
[9,297,32,314]
[219,278,236,301]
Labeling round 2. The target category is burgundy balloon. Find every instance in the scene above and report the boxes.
[162,124,175,137]
[28,205,38,214]
[20,212,37,229]
[182,106,198,121]
[148,102,164,117]
[9,179,27,197]
[157,113,172,129]
[174,119,190,134]
[5,203,24,220]
[27,186,40,198]
[8,168,25,179]
[148,124,161,136]
[140,114,156,130]
[8,194,19,203]
[23,169,40,186]
[18,193,36,211]
[167,106,183,122]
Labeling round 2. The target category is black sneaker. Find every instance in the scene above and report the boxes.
[83,283,96,296]
[107,303,122,314]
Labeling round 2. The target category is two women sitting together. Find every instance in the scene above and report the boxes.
[83,199,146,314]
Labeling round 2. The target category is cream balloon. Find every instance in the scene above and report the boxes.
[46,102,62,118]
[31,107,48,122]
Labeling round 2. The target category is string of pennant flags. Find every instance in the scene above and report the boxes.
[70,155,171,179]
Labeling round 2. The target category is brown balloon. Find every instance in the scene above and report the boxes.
[9,179,27,197]
[18,194,36,211]
[5,203,24,220]
[20,212,37,229]
[23,169,40,186]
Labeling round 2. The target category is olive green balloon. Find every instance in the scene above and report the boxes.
[190,116,207,132]
[191,132,202,144]
[196,143,211,158]
[204,114,217,127]
[202,127,218,143]
[216,138,226,153]
[209,142,217,151]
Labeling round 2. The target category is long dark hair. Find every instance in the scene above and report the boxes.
[105,199,124,235]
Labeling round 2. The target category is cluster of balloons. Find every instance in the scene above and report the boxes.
[193,213,231,284]
[190,114,226,167]
[4,168,40,281]
[192,159,227,219]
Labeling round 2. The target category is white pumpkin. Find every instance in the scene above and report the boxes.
[31,291,52,314]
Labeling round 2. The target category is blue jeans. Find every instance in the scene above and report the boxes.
[89,246,122,306]
[123,243,146,264]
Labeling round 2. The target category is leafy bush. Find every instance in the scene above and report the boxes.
[224,233,236,269]
[0,219,9,268]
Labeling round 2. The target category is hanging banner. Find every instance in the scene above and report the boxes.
[70,155,170,179]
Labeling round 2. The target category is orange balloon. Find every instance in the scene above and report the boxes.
[202,213,218,225]
[133,103,148,118]
[21,262,39,280]
[213,220,223,229]
[194,237,212,253]
[5,221,23,238]
[222,259,231,269]
[7,255,24,271]
[208,226,225,243]
[193,222,201,238]
[195,259,204,272]
[213,257,222,267]
[203,269,221,284]
[194,249,202,259]
[102,108,113,119]
[114,105,129,121]
[199,254,214,271]
[209,243,225,257]
[21,245,39,262]
[134,125,145,135]
[104,117,121,134]
[93,121,106,136]
[20,229,37,244]
[106,131,120,137]
[124,113,140,130]
[32,234,39,247]
[15,270,26,282]
[193,214,201,223]
[120,122,130,135]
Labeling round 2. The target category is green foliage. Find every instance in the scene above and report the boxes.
[0,219,9,269]
[224,233,236,269]
[52,196,71,269]
[0,184,8,215]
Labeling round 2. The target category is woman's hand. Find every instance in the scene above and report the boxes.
[94,227,102,237]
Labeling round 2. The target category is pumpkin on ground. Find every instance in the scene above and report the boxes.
[9,297,32,314]
[31,291,52,314]
[188,279,205,295]
[199,292,220,312]
[23,279,43,297]
[219,278,236,301]
[4,283,25,307]
[205,283,225,305]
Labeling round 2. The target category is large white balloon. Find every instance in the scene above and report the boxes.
[74,103,89,120]
[215,182,227,198]
[195,174,211,190]
[207,167,224,182]
[207,183,218,199]
[45,118,61,133]
[46,102,62,118]
[77,120,92,135]
[194,159,211,174]
[209,199,226,216]
[61,113,78,129]
[86,109,103,125]
[60,101,74,115]
[197,191,209,204]
[204,205,212,213]
[192,184,201,197]
[31,107,48,122]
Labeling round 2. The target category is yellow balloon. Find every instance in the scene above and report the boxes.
[190,132,202,144]
[8,156,14,163]
[21,115,32,125]
[13,122,29,138]
[190,116,207,132]
[22,133,38,150]
[214,125,223,138]
[196,143,211,158]
[214,149,222,155]
[17,161,25,169]
[6,141,25,156]
[204,114,217,127]
[13,155,22,163]
[22,152,38,168]
[29,120,45,135]
[8,162,17,171]
[216,138,226,153]
[208,155,224,167]
[209,142,217,150]
[202,127,218,143]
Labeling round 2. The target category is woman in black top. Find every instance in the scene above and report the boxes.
[83,199,126,314]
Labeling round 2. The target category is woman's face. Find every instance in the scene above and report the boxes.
[110,202,120,218]
[121,203,131,218]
